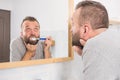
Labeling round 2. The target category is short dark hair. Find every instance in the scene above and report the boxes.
[76,1,109,29]
[21,16,40,28]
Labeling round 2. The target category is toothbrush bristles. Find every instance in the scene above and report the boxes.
[30,37,37,41]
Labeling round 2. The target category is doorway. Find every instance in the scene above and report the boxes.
[0,9,10,62]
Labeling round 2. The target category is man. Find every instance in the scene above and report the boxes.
[71,1,120,80]
[10,16,53,61]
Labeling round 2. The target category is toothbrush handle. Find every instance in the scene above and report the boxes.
[40,38,46,40]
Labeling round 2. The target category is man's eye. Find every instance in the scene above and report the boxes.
[26,28,31,32]
[34,28,39,31]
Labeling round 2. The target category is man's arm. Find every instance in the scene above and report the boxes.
[44,47,51,58]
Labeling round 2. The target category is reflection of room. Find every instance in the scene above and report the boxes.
[0,0,69,62]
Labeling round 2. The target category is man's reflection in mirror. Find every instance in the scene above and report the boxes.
[10,16,53,61]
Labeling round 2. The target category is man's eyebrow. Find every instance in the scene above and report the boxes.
[25,25,29,28]
[35,26,40,28]
[35,25,40,28]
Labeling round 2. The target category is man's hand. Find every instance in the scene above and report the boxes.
[44,36,53,50]
[72,39,86,56]
[22,43,37,61]
[73,46,83,56]
[80,39,86,46]
[26,44,37,54]
[44,36,53,58]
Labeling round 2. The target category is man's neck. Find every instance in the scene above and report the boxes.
[91,28,107,38]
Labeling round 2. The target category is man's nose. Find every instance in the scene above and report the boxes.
[30,29,35,35]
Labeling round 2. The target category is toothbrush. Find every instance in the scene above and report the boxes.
[30,37,55,46]
[30,37,46,41]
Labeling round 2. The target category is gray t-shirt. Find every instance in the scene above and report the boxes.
[82,26,120,80]
[10,37,44,62]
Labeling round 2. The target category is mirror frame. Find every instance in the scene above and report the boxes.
[0,0,74,69]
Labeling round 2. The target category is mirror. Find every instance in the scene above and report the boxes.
[0,0,73,69]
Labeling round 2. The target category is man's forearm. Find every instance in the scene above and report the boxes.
[21,51,34,61]
[44,49,51,58]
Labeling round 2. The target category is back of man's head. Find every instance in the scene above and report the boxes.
[76,1,109,30]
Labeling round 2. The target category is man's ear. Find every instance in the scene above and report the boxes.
[83,23,89,36]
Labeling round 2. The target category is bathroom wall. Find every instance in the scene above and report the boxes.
[0,52,83,80]
[0,0,12,10]
[0,63,64,80]
[0,0,120,80]
[74,0,120,21]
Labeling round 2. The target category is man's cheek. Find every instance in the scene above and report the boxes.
[72,26,77,35]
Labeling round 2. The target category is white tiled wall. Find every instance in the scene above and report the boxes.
[0,63,63,80]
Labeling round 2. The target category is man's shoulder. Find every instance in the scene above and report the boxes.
[11,37,23,45]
